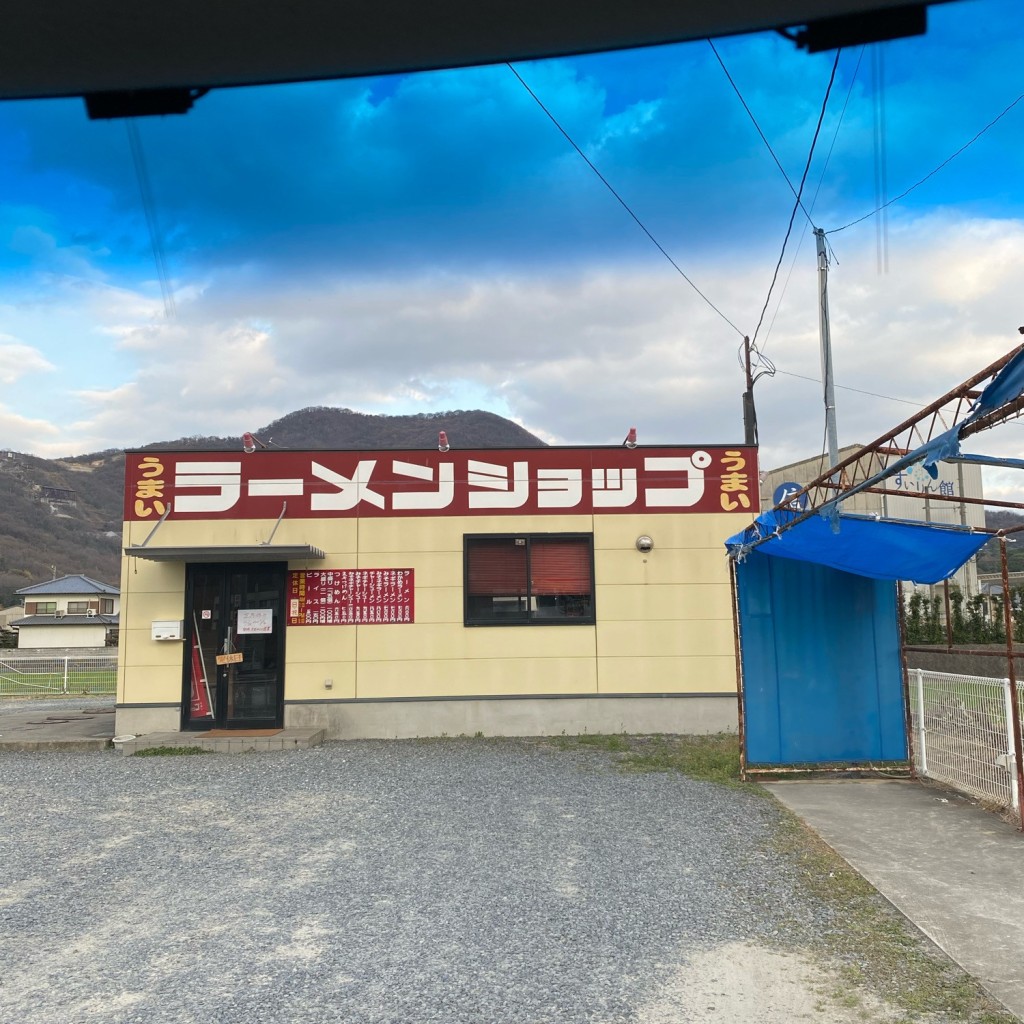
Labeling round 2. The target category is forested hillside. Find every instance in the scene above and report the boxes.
[0,408,545,605]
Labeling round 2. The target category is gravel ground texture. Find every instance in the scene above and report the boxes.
[0,732,990,1023]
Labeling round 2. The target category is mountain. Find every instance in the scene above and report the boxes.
[979,509,1024,574]
[0,409,545,605]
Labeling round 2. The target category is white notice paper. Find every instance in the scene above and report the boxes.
[237,608,273,634]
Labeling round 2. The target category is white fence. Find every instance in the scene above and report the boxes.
[0,652,118,697]
[909,668,1020,812]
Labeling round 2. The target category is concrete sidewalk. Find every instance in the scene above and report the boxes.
[0,698,115,750]
[765,778,1024,1021]
[0,699,325,754]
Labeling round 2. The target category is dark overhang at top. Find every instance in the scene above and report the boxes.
[0,2,955,116]
[124,544,326,563]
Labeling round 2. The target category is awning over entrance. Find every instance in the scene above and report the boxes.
[124,544,326,562]
[726,510,990,584]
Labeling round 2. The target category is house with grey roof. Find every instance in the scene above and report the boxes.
[10,575,119,649]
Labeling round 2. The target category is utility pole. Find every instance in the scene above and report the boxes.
[815,227,840,469]
[742,335,757,446]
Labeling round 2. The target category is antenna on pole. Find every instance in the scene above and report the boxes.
[815,227,840,468]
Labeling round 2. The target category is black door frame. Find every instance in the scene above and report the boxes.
[181,561,287,731]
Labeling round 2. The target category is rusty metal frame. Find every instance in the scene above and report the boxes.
[999,536,1024,830]
[731,342,1024,808]
[745,344,1024,545]
[730,558,749,783]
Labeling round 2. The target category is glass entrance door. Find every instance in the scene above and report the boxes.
[183,563,286,729]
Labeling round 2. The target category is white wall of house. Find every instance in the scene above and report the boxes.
[17,624,110,649]
[23,596,120,616]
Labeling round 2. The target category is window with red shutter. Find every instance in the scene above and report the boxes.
[465,534,594,625]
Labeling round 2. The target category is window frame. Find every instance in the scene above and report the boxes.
[463,532,596,627]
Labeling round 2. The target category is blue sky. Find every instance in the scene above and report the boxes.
[1,0,1023,495]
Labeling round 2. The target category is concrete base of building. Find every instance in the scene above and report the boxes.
[115,705,181,736]
[284,693,738,740]
[114,695,738,741]
[113,728,326,755]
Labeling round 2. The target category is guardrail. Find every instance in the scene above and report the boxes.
[0,653,117,697]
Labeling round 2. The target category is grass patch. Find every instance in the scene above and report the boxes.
[553,732,743,785]
[132,745,213,757]
[574,733,632,752]
[771,812,1016,1023]
[619,733,741,784]
[0,668,117,698]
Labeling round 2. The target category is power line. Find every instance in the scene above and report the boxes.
[506,62,744,338]
[871,45,890,273]
[751,50,842,347]
[808,47,864,214]
[828,89,1024,235]
[777,366,926,407]
[762,48,864,348]
[777,365,1024,433]
[126,120,176,319]
[707,39,814,228]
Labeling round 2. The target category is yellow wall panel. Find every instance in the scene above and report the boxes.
[356,657,597,699]
[117,591,186,625]
[356,622,597,662]
[120,561,185,645]
[121,663,184,704]
[452,514,596,536]
[121,558,185,595]
[285,662,356,701]
[405,587,463,624]
[271,520,358,551]
[359,514,598,554]
[119,502,746,717]
[125,520,360,564]
[597,619,734,659]
[358,517,464,553]
[596,584,732,622]
[595,548,729,587]
[120,630,189,668]
[597,655,739,694]
[593,512,753,550]
[286,626,357,663]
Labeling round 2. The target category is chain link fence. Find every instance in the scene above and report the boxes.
[0,652,118,697]
[909,668,1020,812]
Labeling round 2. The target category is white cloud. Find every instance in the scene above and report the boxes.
[5,209,1024,516]
[0,405,61,452]
[0,340,55,384]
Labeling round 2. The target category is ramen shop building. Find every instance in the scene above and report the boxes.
[116,444,757,739]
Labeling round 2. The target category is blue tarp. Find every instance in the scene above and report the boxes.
[726,510,990,584]
[737,552,907,764]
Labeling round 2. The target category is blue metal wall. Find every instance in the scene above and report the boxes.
[737,550,907,765]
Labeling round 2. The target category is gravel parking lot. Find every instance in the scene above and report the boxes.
[0,733,1007,1024]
